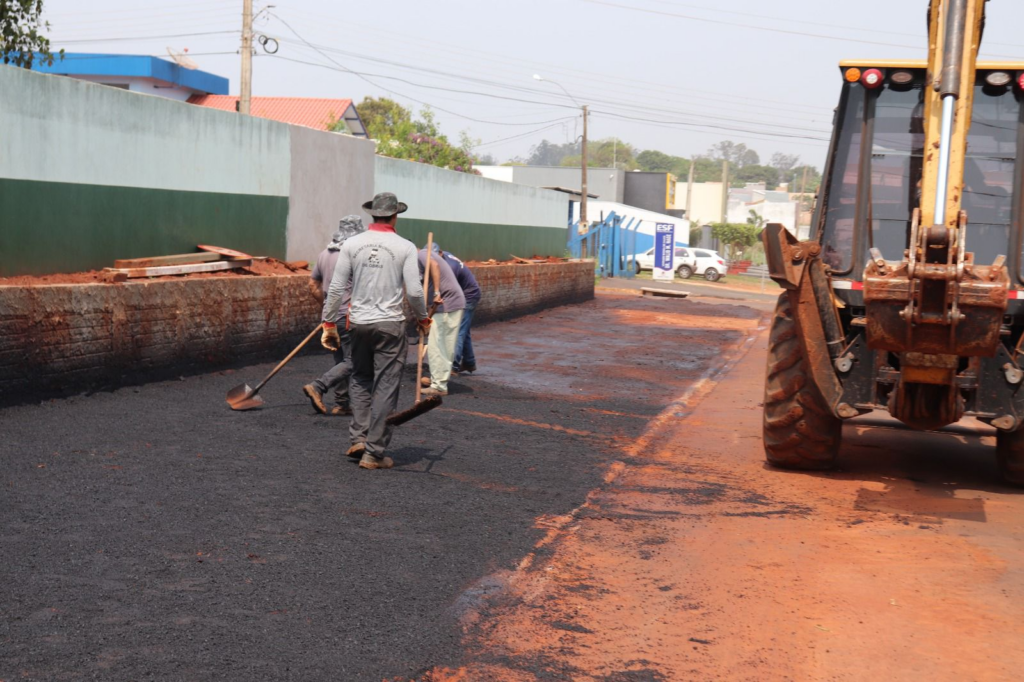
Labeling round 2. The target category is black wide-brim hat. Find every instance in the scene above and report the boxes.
[362,191,409,217]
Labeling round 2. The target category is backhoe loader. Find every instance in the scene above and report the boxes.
[761,0,1024,483]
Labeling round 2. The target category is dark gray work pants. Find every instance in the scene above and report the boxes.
[348,320,407,458]
[312,330,352,405]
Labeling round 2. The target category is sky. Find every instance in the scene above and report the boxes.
[40,0,1024,171]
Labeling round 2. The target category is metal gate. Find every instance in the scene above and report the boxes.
[567,211,641,278]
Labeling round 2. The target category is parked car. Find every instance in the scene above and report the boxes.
[632,247,726,282]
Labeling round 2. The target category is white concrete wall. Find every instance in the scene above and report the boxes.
[727,201,799,234]
[375,156,568,228]
[476,166,514,182]
[673,182,726,225]
[286,127,377,262]
[70,74,196,101]
[0,65,290,196]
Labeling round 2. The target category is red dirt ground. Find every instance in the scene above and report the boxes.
[423,320,1024,681]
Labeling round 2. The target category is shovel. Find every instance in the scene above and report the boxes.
[226,324,324,410]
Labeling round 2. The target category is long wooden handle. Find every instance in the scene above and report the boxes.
[252,323,324,395]
[416,232,434,403]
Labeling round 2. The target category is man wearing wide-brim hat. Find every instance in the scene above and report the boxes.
[322,192,431,469]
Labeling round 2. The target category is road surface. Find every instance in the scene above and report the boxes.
[0,290,765,680]
[430,310,1024,682]
[6,288,1022,681]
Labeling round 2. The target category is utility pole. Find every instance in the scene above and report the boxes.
[684,159,695,223]
[720,159,729,224]
[240,0,253,115]
[581,104,589,233]
[798,165,809,225]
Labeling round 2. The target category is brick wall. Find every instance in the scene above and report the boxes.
[0,261,593,402]
[473,261,594,323]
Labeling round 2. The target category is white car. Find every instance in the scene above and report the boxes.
[632,247,727,282]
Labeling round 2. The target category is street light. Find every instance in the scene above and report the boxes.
[534,74,589,233]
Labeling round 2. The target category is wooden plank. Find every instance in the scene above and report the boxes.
[641,287,689,299]
[114,252,222,269]
[103,259,252,279]
[197,244,253,260]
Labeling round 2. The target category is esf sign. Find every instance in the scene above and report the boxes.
[653,223,675,281]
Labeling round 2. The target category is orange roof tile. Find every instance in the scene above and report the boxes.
[187,95,365,135]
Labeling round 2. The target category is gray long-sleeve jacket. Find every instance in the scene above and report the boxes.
[322,227,428,325]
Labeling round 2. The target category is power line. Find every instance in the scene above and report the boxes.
[42,0,238,17]
[277,9,836,116]
[272,43,831,136]
[266,54,580,126]
[590,110,831,142]
[54,30,239,45]
[276,37,830,129]
[578,0,1020,59]
[266,52,832,144]
[473,121,576,150]
[631,0,1024,50]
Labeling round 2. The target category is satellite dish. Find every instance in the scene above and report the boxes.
[166,47,198,70]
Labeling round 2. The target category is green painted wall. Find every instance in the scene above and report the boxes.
[0,178,288,277]
[393,218,568,261]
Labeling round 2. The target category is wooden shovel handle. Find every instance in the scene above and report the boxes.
[252,323,324,394]
[416,233,434,403]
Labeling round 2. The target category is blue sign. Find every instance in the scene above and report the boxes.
[654,223,675,271]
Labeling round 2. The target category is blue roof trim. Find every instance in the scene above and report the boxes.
[30,53,229,95]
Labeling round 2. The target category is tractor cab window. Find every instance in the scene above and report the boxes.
[869,85,924,263]
[817,76,1021,275]
[964,85,1018,267]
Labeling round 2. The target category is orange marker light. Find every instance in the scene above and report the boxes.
[845,67,862,83]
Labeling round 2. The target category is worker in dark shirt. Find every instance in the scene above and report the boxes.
[303,215,364,416]
[439,247,481,373]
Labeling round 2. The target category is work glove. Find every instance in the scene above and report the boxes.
[417,318,432,334]
[321,323,341,351]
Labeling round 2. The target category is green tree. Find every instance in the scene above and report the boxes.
[561,137,637,170]
[1,0,63,69]
[707,140,759,168]
[710,222,762,260]
[746,209,766,229]
[734,164,780,189]
[636,149,675,172]
[527,139,579,166]
[769,152,800,173]
[347,97,477,174]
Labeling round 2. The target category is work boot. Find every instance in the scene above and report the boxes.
[421,387,448,397]
[346,442,366,459]
[303,384,327,415]
[331,404,352,416]
[358,452,394,470]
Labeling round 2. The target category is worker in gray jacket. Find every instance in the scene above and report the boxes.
[322,192,430,470]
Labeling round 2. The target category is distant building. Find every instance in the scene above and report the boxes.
[673,181,727,225]
[29,53,227,101]
[476,165,625,203]
[672,181,803,238]
[623,171,682,217]
[726,183,802,238]
[187,95,367,137]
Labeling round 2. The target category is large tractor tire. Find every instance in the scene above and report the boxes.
[996,428,1024,486]
[763,293,842,470]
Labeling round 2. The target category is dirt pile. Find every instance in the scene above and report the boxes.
[0,258,308,286]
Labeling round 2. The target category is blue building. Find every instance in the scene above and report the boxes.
[29,53,228,101]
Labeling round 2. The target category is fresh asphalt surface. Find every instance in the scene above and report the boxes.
[0,293,765,680]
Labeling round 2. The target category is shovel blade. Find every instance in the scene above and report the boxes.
[226,384,264,410]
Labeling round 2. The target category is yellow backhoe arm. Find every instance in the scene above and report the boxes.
[920,0,986,230]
